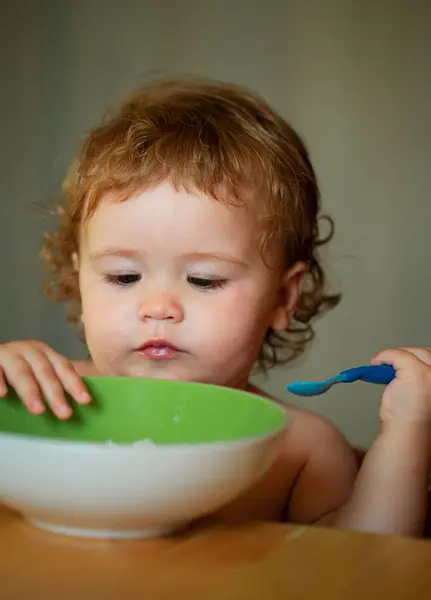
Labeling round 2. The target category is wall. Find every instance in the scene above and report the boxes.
[1,0,430,446]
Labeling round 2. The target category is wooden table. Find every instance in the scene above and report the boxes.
[1,504,431,600]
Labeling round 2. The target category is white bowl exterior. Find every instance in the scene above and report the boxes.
[0,430,285,537]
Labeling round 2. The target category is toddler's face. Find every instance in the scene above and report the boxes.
[77,182,302,388]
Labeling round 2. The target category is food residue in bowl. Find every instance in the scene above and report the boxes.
[105,439,157,448]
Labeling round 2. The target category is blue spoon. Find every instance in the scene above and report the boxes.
[287,364,396,397]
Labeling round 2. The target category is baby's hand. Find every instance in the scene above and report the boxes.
[372,347,431,425]
[0,341,90,419]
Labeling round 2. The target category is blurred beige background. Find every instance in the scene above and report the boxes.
[1,0,430,447]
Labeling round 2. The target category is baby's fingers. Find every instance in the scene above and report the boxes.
[0,358,46,415]
[47,351,91,406]
[396,347,431,367]
[0,367,8,397]
[25,353,73,419]
[372,348,431,386]
[372,348,408,367]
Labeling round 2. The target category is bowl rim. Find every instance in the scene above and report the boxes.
[0,419,288,453]
[1,378,289,450]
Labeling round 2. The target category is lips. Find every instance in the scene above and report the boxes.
[137,339,182,360]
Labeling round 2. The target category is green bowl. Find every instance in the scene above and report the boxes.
[0,377,288,539]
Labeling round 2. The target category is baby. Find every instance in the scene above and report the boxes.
[1,78,430,536]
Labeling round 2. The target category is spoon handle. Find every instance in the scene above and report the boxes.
[339,364,396,385]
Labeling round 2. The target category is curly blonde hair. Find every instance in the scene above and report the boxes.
[42,77,340,371]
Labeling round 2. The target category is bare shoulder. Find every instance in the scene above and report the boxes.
[247,383,351,453]
[248,383,358,524]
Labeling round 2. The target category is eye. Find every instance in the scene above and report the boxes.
[104,273,141,287]
[188,276,228,290]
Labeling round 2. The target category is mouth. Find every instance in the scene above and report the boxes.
[136,339,182,360]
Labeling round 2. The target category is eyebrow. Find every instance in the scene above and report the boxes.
[182,252,250,268]
[89,248,143,261]
[89,249,250,268]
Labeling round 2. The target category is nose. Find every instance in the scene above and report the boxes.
[138,290,184,323]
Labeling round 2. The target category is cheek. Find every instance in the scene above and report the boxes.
[194,286,274,347]
[80,276,131,342]
[80,280,105,330]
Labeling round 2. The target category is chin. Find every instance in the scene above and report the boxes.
[122,364,184,381]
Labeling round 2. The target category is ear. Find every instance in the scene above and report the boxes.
[270,262,305,331]
[72,252,79,271]
[71,253,84,323]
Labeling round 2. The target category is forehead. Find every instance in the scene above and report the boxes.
[80,182,261,256]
